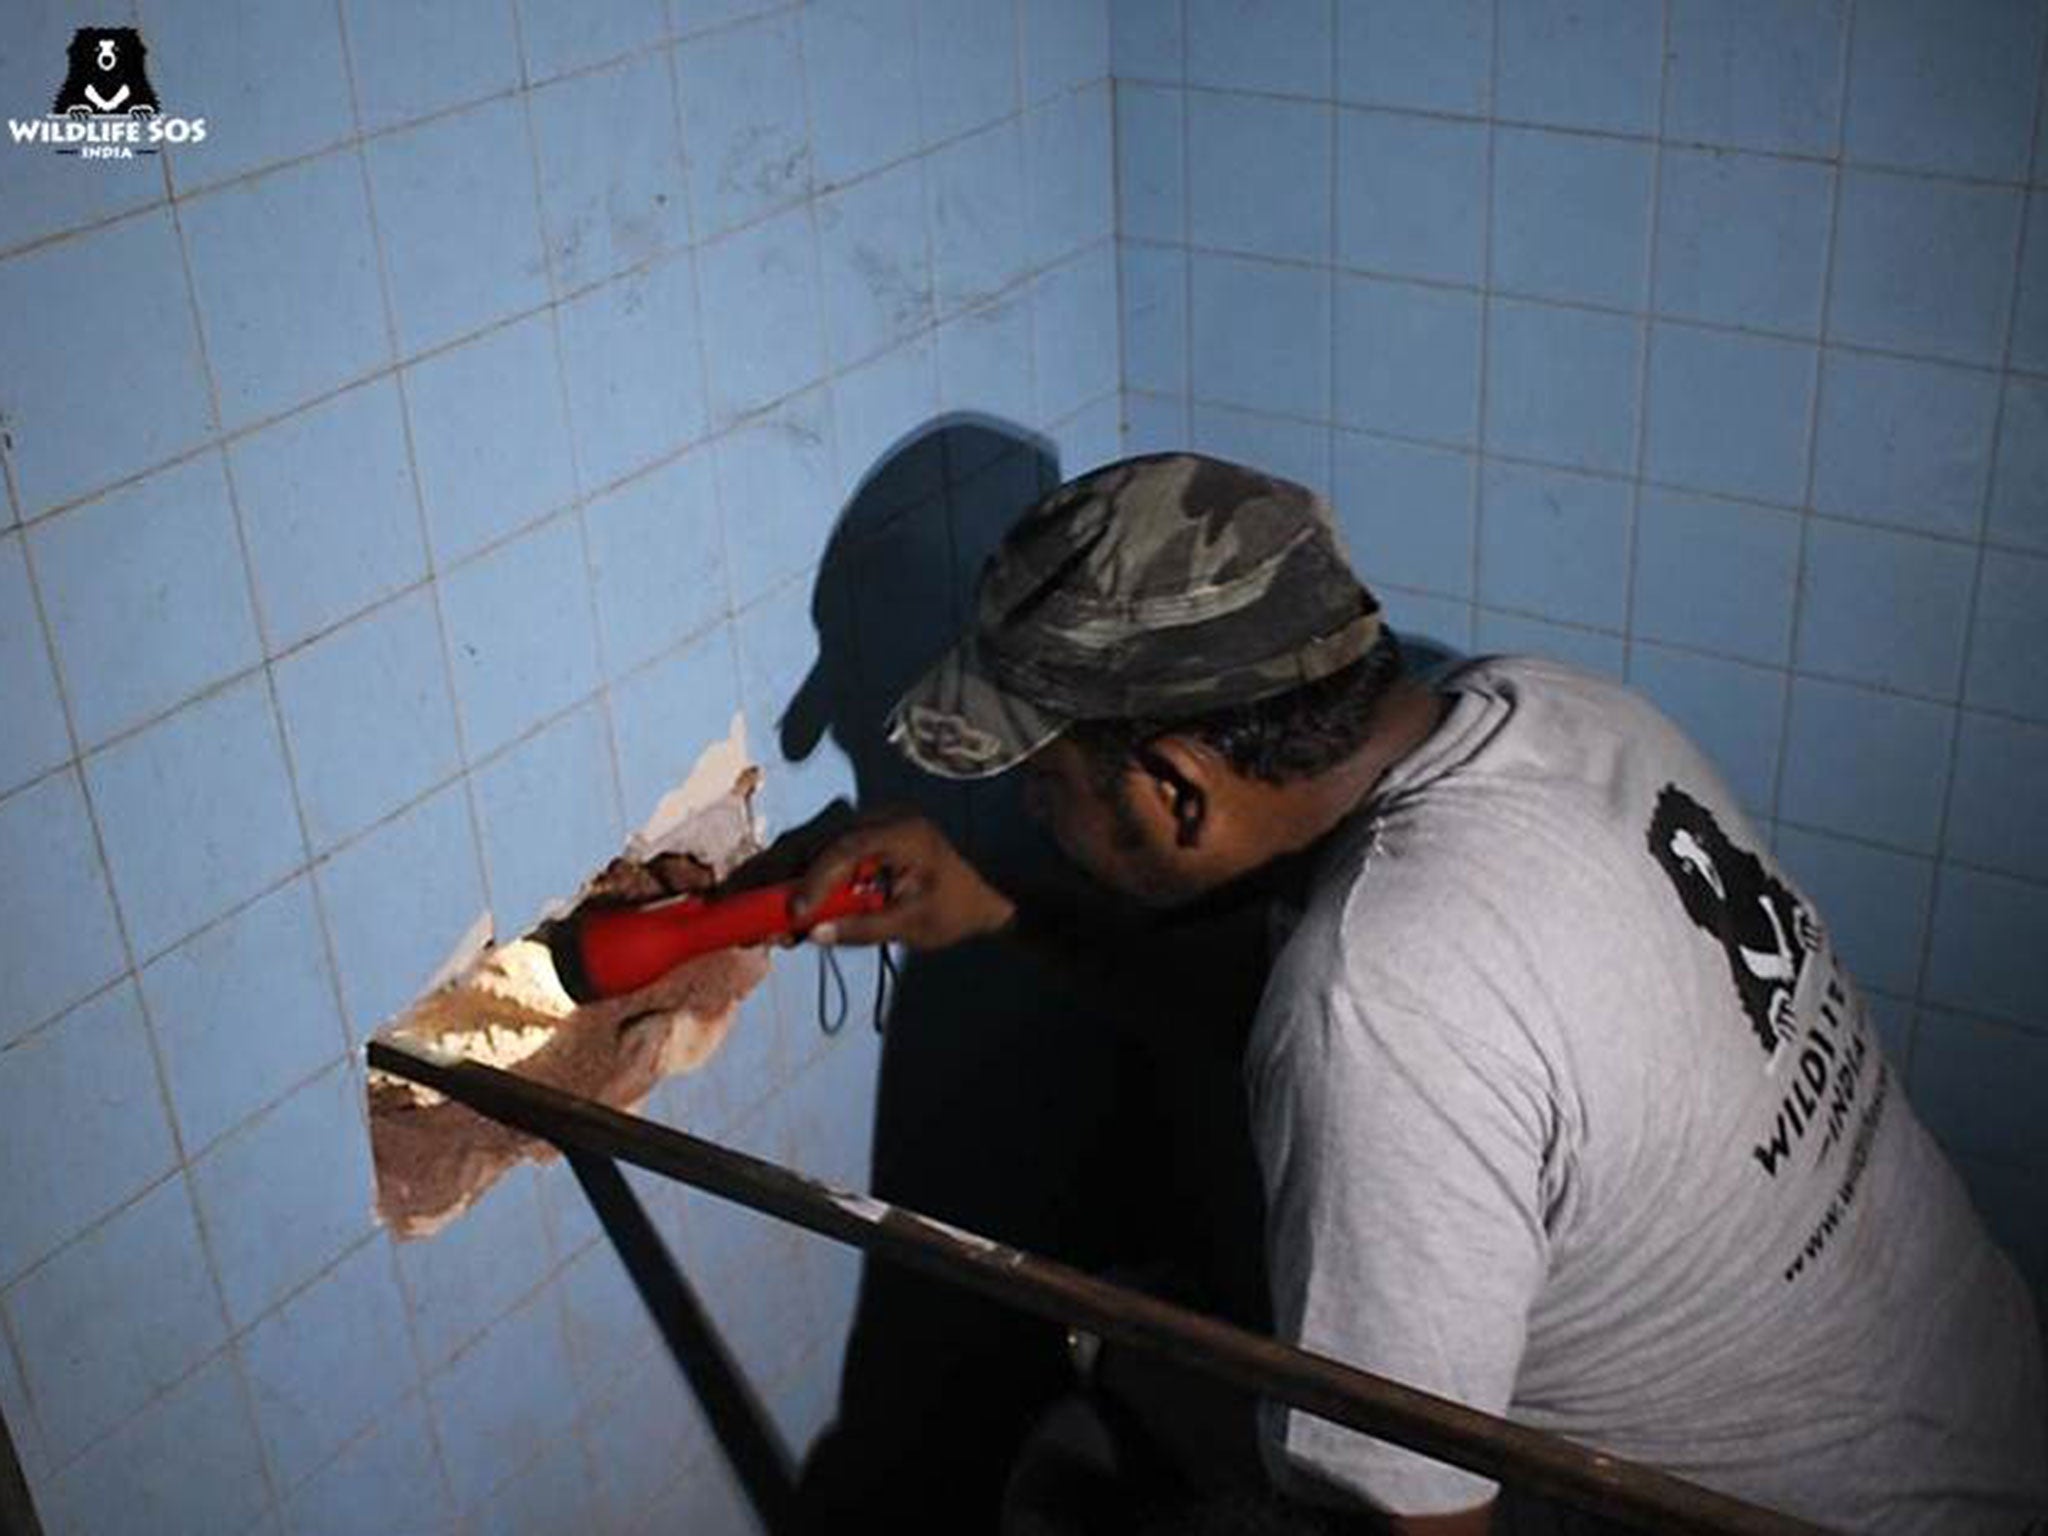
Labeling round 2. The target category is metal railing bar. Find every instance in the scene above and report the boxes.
[366,1039,1834,1536]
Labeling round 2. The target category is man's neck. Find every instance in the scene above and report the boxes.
[1264,676,1450,857]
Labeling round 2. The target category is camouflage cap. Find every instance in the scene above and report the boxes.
[887,453,1382,780]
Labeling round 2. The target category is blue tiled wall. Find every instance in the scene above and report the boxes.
[1113,0,2048,1300]
[8,0,2046,1527]
[0,0,1112,1531]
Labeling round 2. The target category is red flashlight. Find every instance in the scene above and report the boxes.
[553,859,891,1002]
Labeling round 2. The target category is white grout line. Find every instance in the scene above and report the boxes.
[1022,125,1048,437]
[16,183,2025,543]
[9,105,292,1519]
[1109,77,1134,456]
[3,1015,887,1506]
[687,20,778,861]
[1176,0,1192,445]
[13,438,2037,899]
[271,232,2048,415]
[1106,377,2040,546]
[11,1,2029,273]
[513,3,631,871]
[0,599,746,1047]
[1461,0,1505,649]
[905,2,942,469]
[11,1209,388,1490]
[18,1189,580,1502]
[1085,71,2048,192]
[0,425,20,528]
[1012,0,1030,132]
[3,53,1108,537]
[152,176,307,1520]
[7,512,2015,1018]
[0,4,825,265]
[1128,231,2040,368]
[1766,1,1858,839]
[516,4,668,1511]
[22,62,2034,271]
[322,5,480,1520]
[1618,2,1674,688]
[1903,13,2048,1074]
[1322,0,1339,502]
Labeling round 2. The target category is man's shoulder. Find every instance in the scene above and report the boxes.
[1255,830,1551,1072]
[1371,653,1726,884]
[1439,654,1684,761]
[1434,651,1638,708]
[1371,654,1688,823]
[1255,652,1725,1054]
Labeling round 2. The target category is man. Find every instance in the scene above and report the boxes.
[787,453,2048,1532]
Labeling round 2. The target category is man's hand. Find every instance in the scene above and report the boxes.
[791,811,1016,952]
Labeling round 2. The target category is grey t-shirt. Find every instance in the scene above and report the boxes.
[1248,657,2048,1530]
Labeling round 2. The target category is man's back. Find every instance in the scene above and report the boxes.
[1250,656,2048,1530]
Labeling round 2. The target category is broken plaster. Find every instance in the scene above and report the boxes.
[367,712,775,1239]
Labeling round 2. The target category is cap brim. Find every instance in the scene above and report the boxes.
[886,633,1069,780]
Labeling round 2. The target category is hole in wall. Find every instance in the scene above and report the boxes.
[366,715,773,1239]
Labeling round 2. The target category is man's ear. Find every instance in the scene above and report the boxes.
[1135,736,1213,849]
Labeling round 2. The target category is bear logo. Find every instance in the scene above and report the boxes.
[1647,783,1811,1058]
[51,27,160,119]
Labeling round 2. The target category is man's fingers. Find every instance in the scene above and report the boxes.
[807,910,901,948]
[793,827,895,915]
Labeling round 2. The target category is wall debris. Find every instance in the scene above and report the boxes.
[368,717,771,1238]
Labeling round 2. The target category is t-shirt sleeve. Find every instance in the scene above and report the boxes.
[1248,923,1557,1516]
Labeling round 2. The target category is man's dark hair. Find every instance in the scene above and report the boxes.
[1068,627,1404,793]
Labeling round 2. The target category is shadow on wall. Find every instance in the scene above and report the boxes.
[761,419,1279,1530]
[748,425,1470,1530]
